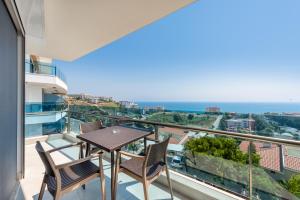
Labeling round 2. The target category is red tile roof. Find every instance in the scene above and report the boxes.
[147,127,187,144]
[159,127,187,137]
[258,145,281,172]
[240,141,300,172]
[159,127,187,144]
[284,148,300,172]
[240,141,281,171]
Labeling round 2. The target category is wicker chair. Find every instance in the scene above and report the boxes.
[35,141,106,200]
[80,120,105,156]
[80,120,104,134]
[114,138,173,200]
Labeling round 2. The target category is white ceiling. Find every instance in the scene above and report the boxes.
[16,0,195,61]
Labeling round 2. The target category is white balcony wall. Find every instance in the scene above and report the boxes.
[25,73,68,94]
[25,84,43,102]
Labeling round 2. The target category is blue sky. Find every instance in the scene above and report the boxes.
[55,0,300,102]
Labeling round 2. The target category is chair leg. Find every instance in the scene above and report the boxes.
[54,193,61,200]
[142,180,149,200]
[81,146,86,194]
[99,153,106,200]
[38,176,47,200]
[80,143,84,159]
[165,167,174,200]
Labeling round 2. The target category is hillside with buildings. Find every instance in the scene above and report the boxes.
[68,93,119,107]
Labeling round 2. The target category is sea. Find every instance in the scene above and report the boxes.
[136,102,300,114]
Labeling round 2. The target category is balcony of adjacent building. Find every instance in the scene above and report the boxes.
[25,60,68,94]
[20,108,300,200]
[25,102,67,138]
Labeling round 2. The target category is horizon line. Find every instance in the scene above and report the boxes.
[133,100,300,103]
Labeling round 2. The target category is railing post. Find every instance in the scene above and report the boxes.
[248,113,253,200]
[154,125,159,141]
[248,140,253,200]
[67,102,71,133]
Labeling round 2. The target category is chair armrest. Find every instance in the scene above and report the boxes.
[119,151,145,159]
[48,142,83,153]
[55,152,103,169]
[145,137,160,143]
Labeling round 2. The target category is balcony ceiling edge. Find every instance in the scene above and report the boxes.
[19,0,196,61]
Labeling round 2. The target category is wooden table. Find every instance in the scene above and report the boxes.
[77,126,153,200]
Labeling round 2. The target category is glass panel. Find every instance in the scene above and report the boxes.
[25,111,67,138]
[68,118,83,135]
[155,127,249,198]
[25,61,31,73]
[251,142,300,200]
[63,107,300,199]
[25,102,66,113]
[24,61,67,83]
[25,102,67,137]
[220,113,300,141]
[147,112,218,128]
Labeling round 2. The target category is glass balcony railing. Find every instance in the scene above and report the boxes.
[25,102,67,138]
[63,107,300,200]
[25,111,67,138]
[25,102,67,113]
[25,61,67,83]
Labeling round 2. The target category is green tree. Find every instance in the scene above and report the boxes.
[187,114,194,120]
[286,174,300,197]
[173,113,183,123]
[267,115,300,130]
[259,127,275,137]
[185,137,260,165]
[252,115,272,132]
[219,114,230,131]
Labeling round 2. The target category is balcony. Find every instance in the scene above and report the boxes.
[21,108,300,200]
[25,103,67,138]
[21,137,198,200]
[25,102,66,113]
[25,61,68,94]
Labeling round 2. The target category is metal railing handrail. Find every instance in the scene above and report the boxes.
[67,109,300,146]
[26,110,68,116]
[65,110,300,199]
[109,116,300,147]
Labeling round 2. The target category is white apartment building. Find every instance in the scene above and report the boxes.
[25,55,68,137]
[226,118,255,132]
[119,101,139,108]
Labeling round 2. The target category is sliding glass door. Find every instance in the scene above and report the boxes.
[0,0,25,199]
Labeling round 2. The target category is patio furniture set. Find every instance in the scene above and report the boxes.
[35,120,173,200]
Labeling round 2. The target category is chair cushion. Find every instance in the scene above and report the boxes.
[120,158,165,180]
[47,160,99,195]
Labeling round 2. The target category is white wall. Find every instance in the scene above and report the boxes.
[25,84,43,102]
[25,73,68,94]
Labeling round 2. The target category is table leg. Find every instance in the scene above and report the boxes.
[85,143,90,157]
[79,144,84,159]
[111,151,115,200]
[144,137,147,154]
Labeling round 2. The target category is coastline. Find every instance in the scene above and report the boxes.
[136,101,300,114]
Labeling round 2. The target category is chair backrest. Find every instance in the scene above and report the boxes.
[80,120,103,134]
[144,137,170,167]
[35,141,55,176]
